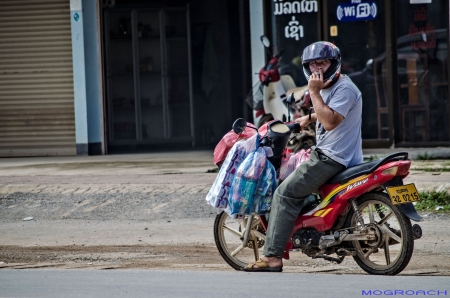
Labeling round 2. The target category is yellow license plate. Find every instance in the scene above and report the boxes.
[387,183,421,205]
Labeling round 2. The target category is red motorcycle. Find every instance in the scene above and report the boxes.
[213,104,423,275]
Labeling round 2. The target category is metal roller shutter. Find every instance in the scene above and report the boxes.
[0,0,75,157]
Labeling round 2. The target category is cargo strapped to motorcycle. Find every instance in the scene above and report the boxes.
[327,152,409,185]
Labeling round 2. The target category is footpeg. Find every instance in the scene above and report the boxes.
[336,248,356,256]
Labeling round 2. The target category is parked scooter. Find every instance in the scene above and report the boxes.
[246,35,315,151]
[286,87,316,152]
[214,100,423,275]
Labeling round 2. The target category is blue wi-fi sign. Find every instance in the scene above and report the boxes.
[336,1,378,22]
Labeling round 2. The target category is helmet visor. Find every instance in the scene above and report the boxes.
[302,42,338,63]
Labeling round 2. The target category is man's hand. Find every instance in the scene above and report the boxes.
[308,69,332,94]
[294,115,311,130]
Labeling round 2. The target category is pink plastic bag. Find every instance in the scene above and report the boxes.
[213,123,257,166]
[279,148,311,181]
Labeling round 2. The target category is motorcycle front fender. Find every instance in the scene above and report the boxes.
[397,202,423,222]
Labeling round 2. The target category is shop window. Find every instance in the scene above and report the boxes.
[396,0,448,144]
[326,0,387,140]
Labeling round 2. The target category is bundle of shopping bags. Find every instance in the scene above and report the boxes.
[206,123,310,217]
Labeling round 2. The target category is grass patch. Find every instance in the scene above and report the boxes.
[364,155,380,162]
[413,167,450,172]
[416,151,435,160]
[415,191,450,212]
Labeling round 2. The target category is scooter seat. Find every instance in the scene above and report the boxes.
[326,152,409,185]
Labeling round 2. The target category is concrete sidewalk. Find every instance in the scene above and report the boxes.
[0,147,449,175]
[0,148,449,195]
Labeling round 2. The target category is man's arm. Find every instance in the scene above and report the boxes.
[307,70,344,131]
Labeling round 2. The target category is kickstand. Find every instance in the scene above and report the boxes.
[312,253,345,264]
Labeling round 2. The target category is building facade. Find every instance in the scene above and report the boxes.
[254,0,450,148]
[0,0,448,156]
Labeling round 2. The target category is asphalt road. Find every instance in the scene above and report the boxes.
[1,269,449,298]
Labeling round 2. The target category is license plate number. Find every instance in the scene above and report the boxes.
[387,183,421,205]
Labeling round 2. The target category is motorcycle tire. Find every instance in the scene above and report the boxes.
[344,192,414,275]
[213,211,266,270]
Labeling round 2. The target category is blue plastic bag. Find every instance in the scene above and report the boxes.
[228,147,277,215]
[206,134,259,213]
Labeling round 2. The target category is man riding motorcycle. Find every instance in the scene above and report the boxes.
[243,41,363,272]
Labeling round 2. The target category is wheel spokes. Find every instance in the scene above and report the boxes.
[384,226,402,244]
[223,224,243,238]
[251,240,259,261]
[253,230,266,240]
[383,237,391,265]
[364,247,377,258]
[354,199,406,268]
[230,244,245,257]
[378,211,393,225]
[368,204,375,224]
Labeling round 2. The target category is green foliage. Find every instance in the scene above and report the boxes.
[413,167,450,172]
[364,155,379,162]
[207,167,220,173]
[416,151,435,160]
[415,191,450,212]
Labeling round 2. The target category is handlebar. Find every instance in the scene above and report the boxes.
[286,122,301,133]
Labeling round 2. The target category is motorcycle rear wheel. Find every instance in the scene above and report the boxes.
[214,211,266,270]
[345,192,414,275]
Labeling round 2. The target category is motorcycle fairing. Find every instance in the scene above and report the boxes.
[303,174,372,216]
[294,160,413,233]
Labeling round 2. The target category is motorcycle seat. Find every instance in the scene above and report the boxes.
[326,152,409,185]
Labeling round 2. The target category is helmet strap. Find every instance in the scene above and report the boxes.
[325,71,341,88]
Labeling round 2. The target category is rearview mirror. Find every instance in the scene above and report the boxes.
[260,36,270,48]
[285,92,296,107]
[232,118,248,134]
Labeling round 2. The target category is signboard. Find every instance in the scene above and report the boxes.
[336,0,378,22]
[273,0,318,41]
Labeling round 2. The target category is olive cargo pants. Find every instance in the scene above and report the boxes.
[263,147,345,258]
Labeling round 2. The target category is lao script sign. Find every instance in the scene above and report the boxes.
[336,0,378,22]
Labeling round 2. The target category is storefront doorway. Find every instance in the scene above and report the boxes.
[103,2,194,152]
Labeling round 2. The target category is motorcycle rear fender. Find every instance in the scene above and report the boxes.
[397,203,423,222]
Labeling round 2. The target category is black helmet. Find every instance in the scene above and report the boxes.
[301,41,341,82]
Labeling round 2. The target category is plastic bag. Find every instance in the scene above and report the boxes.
[206,134,259,211]
[279,148,311,181]
[213,123,257,166]
[227,147,277,215]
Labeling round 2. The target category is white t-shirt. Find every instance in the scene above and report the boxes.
[316,75,363,167]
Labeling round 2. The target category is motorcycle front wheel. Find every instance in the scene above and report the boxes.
[213,211,266,270]
[345,192,414,275]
